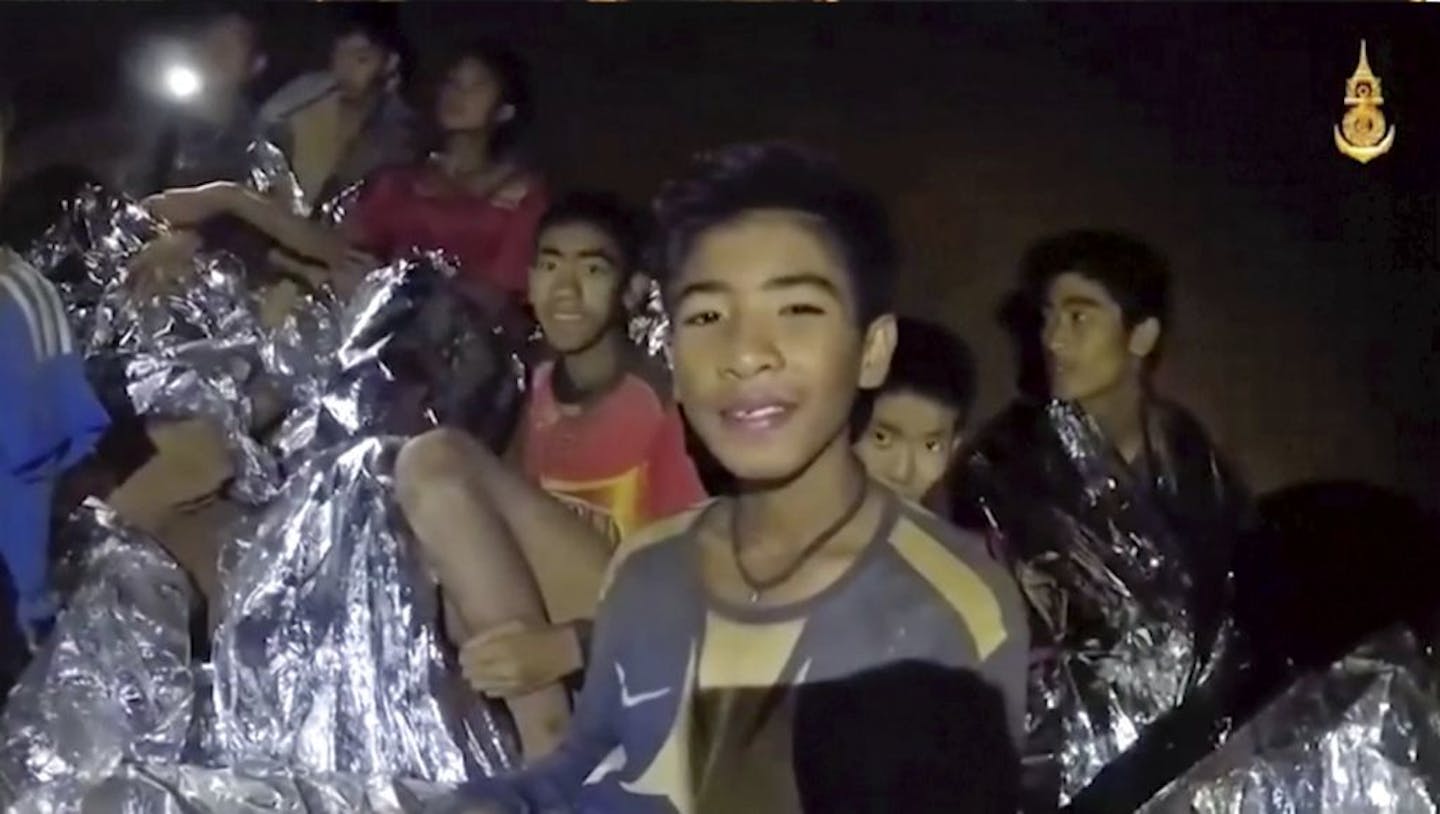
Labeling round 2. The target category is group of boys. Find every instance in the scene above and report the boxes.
[390,144,1244,812]
[0,10,1250,813]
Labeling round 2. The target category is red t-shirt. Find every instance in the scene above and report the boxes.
[346,165,547,299]
[520,357,706,550]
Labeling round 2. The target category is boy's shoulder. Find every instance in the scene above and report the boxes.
[0,248,69,360]
[601,501,713,597]
[886,497,1026,658]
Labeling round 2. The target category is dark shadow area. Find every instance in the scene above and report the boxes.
[0,164,102,251]
[998,285,1049,403]
[794,660,1020,814]
[1240,480,1440,675]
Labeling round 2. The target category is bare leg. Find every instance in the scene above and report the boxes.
[106,418,234,534]
[395,428,589,760]
[450,438,611,624]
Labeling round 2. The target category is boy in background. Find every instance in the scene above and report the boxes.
[396,192,705,759]
[854,315,975,516]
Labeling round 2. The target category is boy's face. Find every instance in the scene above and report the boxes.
[529,221,626,354]
[1041,271,1156,405]
[331,33,391,101]
[855,389,960,502]
[670,209,895,483]
[197,16,260,96]
[438,57,504,133]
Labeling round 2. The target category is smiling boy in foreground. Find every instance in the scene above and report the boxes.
[443,143,1029,813]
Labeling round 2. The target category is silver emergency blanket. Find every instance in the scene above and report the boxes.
[1141,628,1440,813]
[30,764,447,813]
[5,184,527,808]
[246,139,309,219]
[211,438,514,782]
[627,276,671,364]
[962,399,1248,804]
[211,255,523,780]
[0,500,195,810]
[25,185,301,503]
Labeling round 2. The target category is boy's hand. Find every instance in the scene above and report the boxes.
[142,182,239,227]
[459,621,582,698]
[128,230,203,298]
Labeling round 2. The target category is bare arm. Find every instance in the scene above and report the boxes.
[145,183,351,268]
[221,184,351,269]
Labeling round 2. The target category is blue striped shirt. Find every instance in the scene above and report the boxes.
[0,248,108,624]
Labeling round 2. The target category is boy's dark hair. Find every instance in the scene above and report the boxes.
[445,42,532,158]
[537,191,646,274]
[880,316,977,427]
[1022,230,1170,328]
[793,660,1020,813]
[651,142,897,326]
[193,4,263,48]
[334,5,409,71]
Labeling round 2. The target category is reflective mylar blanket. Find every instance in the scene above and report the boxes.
[3,178,528,808]
[0,500,195,810]
[211,437,515,783]
[205,257,522,782]
[1141,628,1440,813]
[23,183,341,504]
[960,399,1249,805]
[19,764,448,813]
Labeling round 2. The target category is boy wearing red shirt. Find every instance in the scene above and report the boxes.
[396,192,705,760]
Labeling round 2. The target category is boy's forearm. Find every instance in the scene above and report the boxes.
[225,185,348,270]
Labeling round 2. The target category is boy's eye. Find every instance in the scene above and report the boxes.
[584,263,608,276]
[870,429,892,447]
[780,303,826,317]
[537,259,558,273]
[682,310,721,327]
[925,440,944,453]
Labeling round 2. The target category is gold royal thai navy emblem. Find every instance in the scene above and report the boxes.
[1334,40,1396,164]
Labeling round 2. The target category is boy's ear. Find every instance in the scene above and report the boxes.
[1128,316,1162,361]
[857,313,898,390]
[250,54,269,79]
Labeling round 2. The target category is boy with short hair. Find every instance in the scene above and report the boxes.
[395,191,705,759]
[261,6,416,209]
[133,6,269,196]
[441,143,1028,812]
[962,230,1250,810]
[854,315,975,513]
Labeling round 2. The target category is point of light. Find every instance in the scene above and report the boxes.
[164,64,202,100]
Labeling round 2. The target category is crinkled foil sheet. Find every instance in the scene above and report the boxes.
[4,183,525,808]
[1142,628,1440,814]
[211,255,522,784]
[212,437,514,783]
[27,764,448,813]
[246,139,309,219]
[0,500,195,810]
[966,401,1239,804]
[627,276,671,364]
[26,185,302,503]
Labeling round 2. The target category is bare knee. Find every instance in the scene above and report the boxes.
[395,427,483,508]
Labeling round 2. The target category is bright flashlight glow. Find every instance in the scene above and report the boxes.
[164,65,202,100]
